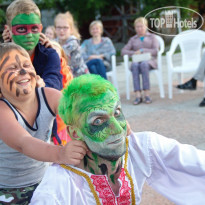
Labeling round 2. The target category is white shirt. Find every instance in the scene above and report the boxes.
[31,132,205,205]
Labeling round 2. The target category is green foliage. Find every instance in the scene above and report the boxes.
[139,0,197,16]
[0,1,6,24]
[34,0,198,28]
[0,0,7,41]
[0,9,5,24]
[35,0,129,26]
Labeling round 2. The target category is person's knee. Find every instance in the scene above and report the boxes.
[87,63,97,73]
[140,61,149,68]
[91,66,97,73]
[95,59,104,66]
[130,62,140,71]
[140,61,150,72]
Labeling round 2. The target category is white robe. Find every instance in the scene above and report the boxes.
[30,132,205,205]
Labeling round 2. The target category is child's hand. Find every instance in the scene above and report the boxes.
[59,140,88,166]
[36,75,45,87]
[39,33,53,48]
[2,25,11,43]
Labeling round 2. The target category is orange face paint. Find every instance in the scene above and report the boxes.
[0,50,36,98]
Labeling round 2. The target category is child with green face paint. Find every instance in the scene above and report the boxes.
[0,43,88,204]
[31,74,205,205]
[11,13,42,52]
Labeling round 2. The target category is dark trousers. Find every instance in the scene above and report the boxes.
[86,59,107,79]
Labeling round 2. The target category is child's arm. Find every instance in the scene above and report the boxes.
[0,91,87,166]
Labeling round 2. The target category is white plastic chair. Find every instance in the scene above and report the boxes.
[107,55,119,95]
[166,29,205,99]
[123,35,165,100]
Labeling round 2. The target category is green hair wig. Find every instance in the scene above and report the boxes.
[58,74,118,125]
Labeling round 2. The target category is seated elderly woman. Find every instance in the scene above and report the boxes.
[121,17,159,105]
[81,20,116,79]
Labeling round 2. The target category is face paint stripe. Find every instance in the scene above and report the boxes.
[29,72,36,78]
[110,174,115,184]
[85,154,93,161]
[10,79,14,91]
[1,71,7,82]
[15,55,23,69]
[12,24,41,35]
[7,72,14,84]
[98,164,108,175]
[0,56,10,71]
[16,88,20,97]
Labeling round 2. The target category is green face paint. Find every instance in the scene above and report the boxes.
[12,13,41,25]
[11,13,41,51]
[12,33,40,51]
[76,90,127,161]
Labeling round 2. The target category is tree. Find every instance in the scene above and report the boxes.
[36,0,198,25]
[0,0,8,42]
[36,0,128,26]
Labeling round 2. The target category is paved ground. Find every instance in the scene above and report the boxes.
[113,54,205,205]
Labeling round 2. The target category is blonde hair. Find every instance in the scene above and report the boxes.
[134,17,148,27]
[45,26,56,38]
[0,43,29,62]
[89,20,104,35]
[54,11,81,40]
[51,40,68,64]
[6,0,41,27]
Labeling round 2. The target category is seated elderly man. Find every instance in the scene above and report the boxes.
[31,75,205,205]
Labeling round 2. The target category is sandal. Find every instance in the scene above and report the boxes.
[133,97,142,105]
[144,96,152,104]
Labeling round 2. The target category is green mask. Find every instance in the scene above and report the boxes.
[11,13,41,51]
[76,90,127,161]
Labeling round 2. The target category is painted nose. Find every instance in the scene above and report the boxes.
[26,33,33,38]
[109,117,123,135]
[19,69,27,75]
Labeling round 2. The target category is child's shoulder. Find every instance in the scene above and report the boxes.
[0,98,18,119]
[43,87,62,110]
[37,43,57,55]
[43,87,61,96]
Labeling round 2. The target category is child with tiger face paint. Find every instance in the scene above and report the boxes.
[0,46,36,99]
[0,43,88,205]
[4,0,64,147]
